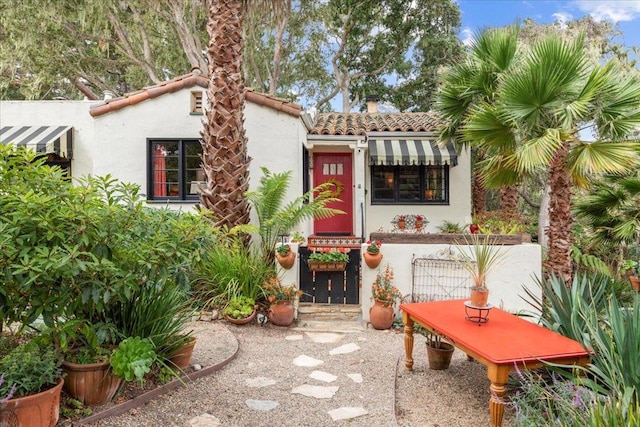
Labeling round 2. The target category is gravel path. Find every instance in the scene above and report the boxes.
[88,320,515,427]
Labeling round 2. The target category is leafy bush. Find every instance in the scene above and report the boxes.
[0,145,216,339]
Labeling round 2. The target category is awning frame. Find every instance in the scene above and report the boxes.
[367,132,457,167]
[0,126,73,159]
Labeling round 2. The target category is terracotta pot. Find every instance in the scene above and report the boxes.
[62,359,121,406]
[168,336,197,371]
[276,251,295,269]
[415,220,423,231]
[426,342,454,370]
[398,220,406,230]
[470,287,489,308]
[268,301,295,326]
[363,251,383,269]
[225,309,256,325]
[630,276,640,292]
[369,299,395,330]
[0,378,63,427]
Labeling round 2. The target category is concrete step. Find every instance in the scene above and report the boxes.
[293,319,366,333]
[297,303,362,321]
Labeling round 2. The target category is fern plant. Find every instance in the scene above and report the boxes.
[245,167,344,262]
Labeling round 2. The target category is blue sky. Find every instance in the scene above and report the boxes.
[457,0,640,47]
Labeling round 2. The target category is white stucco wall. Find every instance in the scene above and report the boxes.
[360,242,542,321]
[0,100,96,177]
[364,147,473,236]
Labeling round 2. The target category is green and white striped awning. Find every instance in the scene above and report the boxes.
[368,138,457,166]
[0,126,73,159]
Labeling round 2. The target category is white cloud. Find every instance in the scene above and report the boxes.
[552,11,573,27]
[460,27,474,46]
[574,0,640,22]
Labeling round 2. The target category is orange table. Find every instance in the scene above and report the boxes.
[400,300,590,427]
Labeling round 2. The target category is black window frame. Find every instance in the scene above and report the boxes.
[370,164,450,205]
[147,138,202,202]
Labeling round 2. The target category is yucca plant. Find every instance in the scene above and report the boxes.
[452,235,506,291]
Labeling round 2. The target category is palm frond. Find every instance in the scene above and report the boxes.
[567,141,640,180]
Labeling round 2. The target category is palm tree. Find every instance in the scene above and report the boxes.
[200,0,287,229]
[436,25,520,215]
[464,32,640,285]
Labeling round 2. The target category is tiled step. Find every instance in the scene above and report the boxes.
[295,303,364,332]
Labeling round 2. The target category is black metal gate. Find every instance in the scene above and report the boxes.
[299,247,360,304]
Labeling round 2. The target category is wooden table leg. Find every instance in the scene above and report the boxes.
[487,365,509,427]
[402,311,414,370]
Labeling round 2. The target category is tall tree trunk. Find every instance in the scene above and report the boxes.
[537,182,550,249]
[499,185,518,214]
[542,142,573,286]
[200,0,252,229]
[472,169,486,215]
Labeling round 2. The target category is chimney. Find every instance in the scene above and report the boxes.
[366,94,379,113]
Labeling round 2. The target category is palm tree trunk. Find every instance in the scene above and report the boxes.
[499,185,518,214]
[542,142,573,286]
[472,170,486,215]
[200,0,252,229]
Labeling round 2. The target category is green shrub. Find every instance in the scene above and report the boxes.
[308,251,350,263]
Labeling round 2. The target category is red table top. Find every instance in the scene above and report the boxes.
[400,299,589,365]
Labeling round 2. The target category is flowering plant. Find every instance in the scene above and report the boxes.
[415,215,423,221]
[366,240,382,254]
[263,277,303,303]
[371,265,402,307]
[398,215,406,221]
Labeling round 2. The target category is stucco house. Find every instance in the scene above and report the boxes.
[1,69,540,320]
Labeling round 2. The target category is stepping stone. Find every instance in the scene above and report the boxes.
[285,334,304,341]
[293,355,324,367]
[245,399,279,411]
[347,373,363,383]
[329,343,360,355]
[291,384,339,399]
[309,370,338,383]
[328,407,369,421]
[305,332,344,343]
[245,376,277,388]
[188,413,221,426]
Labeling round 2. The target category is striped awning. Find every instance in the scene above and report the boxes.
[0,126,73,159]
[368,138,457,166]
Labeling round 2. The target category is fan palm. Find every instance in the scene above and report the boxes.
[464,32,640,284]
[436,25,520,214]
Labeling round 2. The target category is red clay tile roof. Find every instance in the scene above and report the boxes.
[309,111,441,136]
[89,69,303,118]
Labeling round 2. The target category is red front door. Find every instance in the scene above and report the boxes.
[313,153,353,235]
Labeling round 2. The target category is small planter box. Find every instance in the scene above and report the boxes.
[308,261,347,272]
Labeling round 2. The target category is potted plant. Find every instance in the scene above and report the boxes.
[223,295,257,325]
[415,325,455,370]
[453,235,506,307]
[276,244,296,269]
[621,259,640,291]
[263,277,303,326]
[0,337,64,427]
[289,231,306,245]
[369,264,402,330]
[415,215,425,231]
[308,249,350,271]
[363,240,383,268]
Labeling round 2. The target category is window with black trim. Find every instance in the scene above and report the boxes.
[148,139,203,201]
[371,164,449,204]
